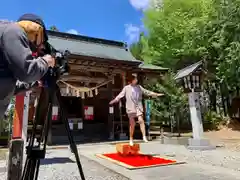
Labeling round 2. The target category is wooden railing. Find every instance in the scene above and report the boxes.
[148,108,172,139]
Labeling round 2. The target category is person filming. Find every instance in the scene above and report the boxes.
[0,13,55,119]
[109,75,164,146]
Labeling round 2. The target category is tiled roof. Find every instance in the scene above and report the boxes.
[47,30,140,63]
[138,62,168,71]
[175,61,202,80]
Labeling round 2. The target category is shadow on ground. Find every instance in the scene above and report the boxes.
[40,157,75,165]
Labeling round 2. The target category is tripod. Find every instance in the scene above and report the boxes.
[21,69,86,180]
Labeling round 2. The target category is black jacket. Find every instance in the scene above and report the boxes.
[0,21,48,119]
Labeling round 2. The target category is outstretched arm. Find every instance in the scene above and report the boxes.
[109,86,126,105]
[139,85,164,97]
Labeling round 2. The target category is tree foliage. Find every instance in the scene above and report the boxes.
[49,25,59,31]
[191,0,240,90]
[145,73,188,124]
[129,0,240,127]
[142,0,215,69]
[129,32,147,61]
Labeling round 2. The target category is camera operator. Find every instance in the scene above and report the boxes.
[0,13,55,119]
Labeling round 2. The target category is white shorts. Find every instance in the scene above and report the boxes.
[127,109,143,119]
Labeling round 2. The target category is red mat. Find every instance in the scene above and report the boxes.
[96,153,184,169]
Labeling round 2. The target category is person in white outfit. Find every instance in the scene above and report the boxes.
[109,75,163,146]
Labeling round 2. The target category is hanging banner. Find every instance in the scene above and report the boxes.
[52,106,58,121]
[145,100,151,126]
[84,106,94,120]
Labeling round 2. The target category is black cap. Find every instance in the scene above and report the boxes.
[18,13,48,42]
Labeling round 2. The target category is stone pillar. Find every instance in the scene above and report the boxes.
[187,91,215,150]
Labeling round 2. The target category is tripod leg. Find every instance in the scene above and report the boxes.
[55,86,86,180]
[29,159,37,179]
[22,88,53,180]
[34,160,41,180]
[21,158,30,180]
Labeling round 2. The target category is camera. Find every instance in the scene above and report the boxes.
[39,42,70,86]
[44,42,70,76]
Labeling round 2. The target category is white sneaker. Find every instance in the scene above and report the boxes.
[129,139,134,146]
[143,136,148,143]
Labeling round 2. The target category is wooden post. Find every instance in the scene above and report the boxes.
[47,106,52,146]
[12,95,25,139]
[160,127,164,144]
[122,72,126,87]
[119,72,128,140]
[108,76,114,140]
[81,93,85,125]
[7,92,30,180]
[7,139,24,180]
[145,99,151,139]
[22,92,30,146]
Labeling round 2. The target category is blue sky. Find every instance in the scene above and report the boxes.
[0,0,149,44]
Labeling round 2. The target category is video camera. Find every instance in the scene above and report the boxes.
[14,42,70,95]
[43,42,70,78]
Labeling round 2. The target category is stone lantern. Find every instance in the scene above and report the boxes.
[175,61,215,150]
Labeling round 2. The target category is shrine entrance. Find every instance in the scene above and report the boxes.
[25,30,168,145]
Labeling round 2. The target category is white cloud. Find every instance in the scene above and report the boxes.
[125,24,142,43]
[67,29,79,35]
[129,0,149,10]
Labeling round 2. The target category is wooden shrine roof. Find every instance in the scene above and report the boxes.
[175,61,202,80]
[47,30,140,64]
[45,31,168,98]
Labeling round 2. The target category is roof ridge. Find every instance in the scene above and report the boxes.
[176,60,202,73]
[47,30,126,48]
[175,61,202,79]
[49,35,129,51]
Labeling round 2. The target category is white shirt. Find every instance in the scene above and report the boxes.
[132,85,140,102]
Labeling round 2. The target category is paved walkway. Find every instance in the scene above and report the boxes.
[1,141,240,179]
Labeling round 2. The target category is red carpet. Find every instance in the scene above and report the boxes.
[97,153,182,169]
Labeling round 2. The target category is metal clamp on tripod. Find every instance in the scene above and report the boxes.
[21,45,85,180]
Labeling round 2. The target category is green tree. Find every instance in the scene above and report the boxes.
[131,0,220,129]
[193,0,240,89]
[145,72,189,131]
[49,25,59,31]
[129,32,148,61]
[142,0,214,69]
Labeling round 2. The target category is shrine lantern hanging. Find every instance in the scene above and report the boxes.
[183,74,201,91]
[175,61,203,93]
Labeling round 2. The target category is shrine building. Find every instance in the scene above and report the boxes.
[27,30,168,144]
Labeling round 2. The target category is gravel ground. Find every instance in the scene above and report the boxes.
[0,149,129,180]
[75,141,240,171]
[140,142,240,171]
[2,141,240,180]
